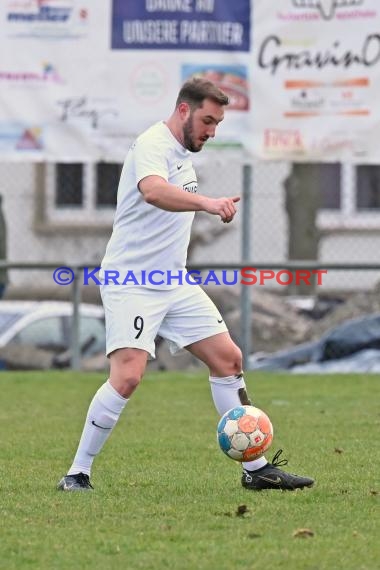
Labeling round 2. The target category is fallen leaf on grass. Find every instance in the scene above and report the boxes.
[293,528,314,538]
[160,524,172,531]
[236,504,249,517]
[247,533,261,539]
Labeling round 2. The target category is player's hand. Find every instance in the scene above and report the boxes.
[204,196,240,223]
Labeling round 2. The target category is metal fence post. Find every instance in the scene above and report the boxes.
[241,164,252,370]
[71,267,81,370]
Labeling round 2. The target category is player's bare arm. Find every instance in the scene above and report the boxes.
[139,175,240,223]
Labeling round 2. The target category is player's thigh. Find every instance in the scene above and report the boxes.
[158,285,229,358]
[186,331,243,377]
[101,285,169,359]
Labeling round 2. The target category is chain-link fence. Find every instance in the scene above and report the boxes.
[0,156,380,371]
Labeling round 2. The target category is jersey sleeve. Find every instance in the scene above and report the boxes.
[134,135,169,185]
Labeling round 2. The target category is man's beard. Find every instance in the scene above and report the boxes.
[183,114,204,152]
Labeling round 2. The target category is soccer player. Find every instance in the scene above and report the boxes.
[57,78,314,492]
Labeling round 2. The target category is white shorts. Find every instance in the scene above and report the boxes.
[100,283,228,358]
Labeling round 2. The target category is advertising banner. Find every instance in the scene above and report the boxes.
[250,0,380,162]
[1,1,380,162]
[111,0,250,51]
[0,0,251,161]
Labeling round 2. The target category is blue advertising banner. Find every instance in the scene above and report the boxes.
[111,0,250,51]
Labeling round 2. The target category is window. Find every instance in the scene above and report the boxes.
[0,312,24,336]
[96,162,122,207]
[78,316,106,356]
[11,317,66,352]
[356,165,380,211]
[44,162,122,227]
[318,163,380,229]
[55,163,83,207]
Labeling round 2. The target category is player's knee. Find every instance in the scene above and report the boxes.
[212,344,242,377]
[109,349,147,397]
[229,345,243,374]
[113,371,142,397]
[110,361,144,397]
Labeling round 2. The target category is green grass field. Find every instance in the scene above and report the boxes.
[0,371,379,570]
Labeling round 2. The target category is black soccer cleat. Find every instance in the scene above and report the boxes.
[57,472,94,491]
[241,449,314,491]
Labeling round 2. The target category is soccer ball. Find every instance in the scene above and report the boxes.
[217,405,273,462]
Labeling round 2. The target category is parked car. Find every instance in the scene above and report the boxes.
[0,301,106,370]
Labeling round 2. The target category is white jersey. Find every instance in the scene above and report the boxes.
[101,121,198,289]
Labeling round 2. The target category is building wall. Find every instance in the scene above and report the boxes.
[0,158,379,294]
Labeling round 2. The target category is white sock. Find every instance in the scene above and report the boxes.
[67,380,128,476]
[209,375,268,472]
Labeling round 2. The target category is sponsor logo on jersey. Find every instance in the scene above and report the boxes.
[183,180,197,193]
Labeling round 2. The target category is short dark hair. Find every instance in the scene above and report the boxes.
[176,77,229,110]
